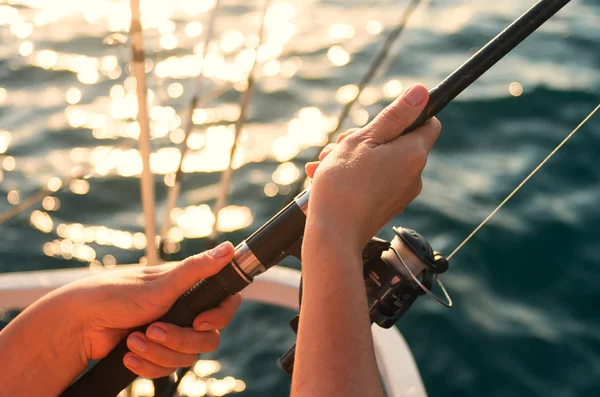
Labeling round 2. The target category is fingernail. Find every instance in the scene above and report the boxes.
[128,335,147,352]
[403,85,426,107]
[124,355,140,369]
[147,326,167,342]
[209,242,229,258]
[196,321,213,331]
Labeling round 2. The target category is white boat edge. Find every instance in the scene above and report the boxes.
[0,265,428,397]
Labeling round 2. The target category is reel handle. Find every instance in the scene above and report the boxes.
[278,344,297,375]
[60,263,250,397]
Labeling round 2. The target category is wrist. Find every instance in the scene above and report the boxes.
[306,187,371,251]
[0,285,88,394]
[40,286,89,367]
[303,215,364,268]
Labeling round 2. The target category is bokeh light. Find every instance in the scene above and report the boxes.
[327,45,351,66]
[509,81,524,97]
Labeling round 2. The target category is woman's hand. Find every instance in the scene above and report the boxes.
[293,85,440,397]
[0,242,241,395]
[305,85,440,251]
[67,241,241,378]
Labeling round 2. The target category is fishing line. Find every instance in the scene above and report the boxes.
[447,103,600,261]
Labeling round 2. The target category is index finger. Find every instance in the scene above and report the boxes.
[192,293,242,331]
[418,117,442,153]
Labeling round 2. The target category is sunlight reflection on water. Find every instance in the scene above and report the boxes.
[1,0,600,396]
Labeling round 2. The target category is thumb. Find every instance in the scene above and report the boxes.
[160,241,235,301]
[365,85,429,143]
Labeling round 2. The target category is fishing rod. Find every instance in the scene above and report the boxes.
[61,1,571,395]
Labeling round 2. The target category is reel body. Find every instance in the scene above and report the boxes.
[278,226,451,374]
[364,253,431,329]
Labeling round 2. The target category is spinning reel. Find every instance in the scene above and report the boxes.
[278,226,452,374]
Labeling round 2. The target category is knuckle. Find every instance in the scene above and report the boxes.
[414,179,423,196]
[407,145,428,171]
[337,128,359,143]
[183,354,198,367]
[203,331,220,352]
[378,103,412,129]
[171,336,186,352]
[180,253,207,267]
[140,265,165,276]
[429,117,442,133]
[136,264,171,283]
[205,315,226,330]
[341,133,360,148]
[151,352,172,367]
[163,352,193,368]
[215,312,233,329]
[381,107,405,126]
[204,296,240,329]
[319,144,335,160]
[416,150,428,171]
[231,293,243,309]
[156,325,184,351]
[223,294,242,312]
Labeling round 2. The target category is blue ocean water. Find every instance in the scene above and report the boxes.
[1,0,599,396]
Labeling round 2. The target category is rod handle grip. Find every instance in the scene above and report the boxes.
[61,263,250,397]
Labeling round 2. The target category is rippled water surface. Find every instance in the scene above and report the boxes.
[1,0,599,396]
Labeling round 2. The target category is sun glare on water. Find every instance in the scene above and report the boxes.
[0,0,419,312]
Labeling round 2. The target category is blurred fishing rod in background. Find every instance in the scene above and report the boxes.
[157,0,222,259]
[290,0,424,198]
[206,0,273,250]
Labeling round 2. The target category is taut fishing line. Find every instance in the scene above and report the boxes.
[447,104,600,261]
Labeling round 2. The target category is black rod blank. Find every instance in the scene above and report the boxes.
[401,0,572,135]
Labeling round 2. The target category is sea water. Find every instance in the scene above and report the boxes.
[0,0,599,396]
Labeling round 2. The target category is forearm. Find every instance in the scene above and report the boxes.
[0,288,87,395]
[291,220,383,397]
